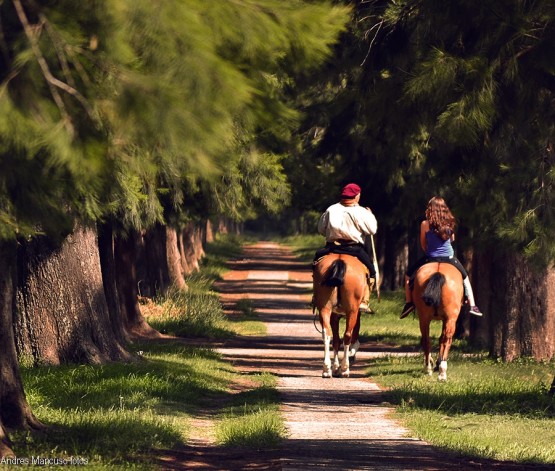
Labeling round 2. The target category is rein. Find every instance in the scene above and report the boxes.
[313,304,323,333]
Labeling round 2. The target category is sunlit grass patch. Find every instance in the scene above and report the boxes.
[18,344,236,468]
[215,373,285,448]
[358,291,444,348]
[225,298,266,336]
[147,288,230,338]
[368,352,555,464]
[216,409,284,448]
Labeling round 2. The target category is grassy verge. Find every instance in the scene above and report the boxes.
[10,233,282,469]
[215,372,284,448]
[16,343,234,469]
[360,292,555,465]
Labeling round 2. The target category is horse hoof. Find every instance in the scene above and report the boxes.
[341,370,350,378]
[322,371,332,378]
[438,361,447,381]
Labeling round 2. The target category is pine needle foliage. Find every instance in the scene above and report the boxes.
[0,0,350,240]
[292,0,555,264]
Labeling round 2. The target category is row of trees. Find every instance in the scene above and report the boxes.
[2,0,554,456]
[280,0,555,362]
[0,0,351,457]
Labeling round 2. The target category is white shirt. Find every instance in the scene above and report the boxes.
[318,202,377,244]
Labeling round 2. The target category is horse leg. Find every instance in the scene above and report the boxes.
[319,307,333,378]
[419,316,433,376]
[348,311,361,360]
[437,318,456,381]
[340,310,358,377]
[330,313,341,376]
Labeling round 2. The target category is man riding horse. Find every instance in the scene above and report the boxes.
[313,183,377,313]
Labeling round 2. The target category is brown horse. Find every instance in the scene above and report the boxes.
[313,253,367,378]
[413,262,464,381]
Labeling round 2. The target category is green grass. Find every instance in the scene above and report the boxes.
[15,343,235,469]
[215,373,285,447]
[361,293,555,465]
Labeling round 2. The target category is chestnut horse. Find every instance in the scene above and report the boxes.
[413,262,464,381]
[313,253,367,378]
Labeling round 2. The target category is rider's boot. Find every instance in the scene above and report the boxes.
[359,277,375,313]
[400,275,415,319]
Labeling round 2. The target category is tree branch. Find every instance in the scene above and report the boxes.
[12,0,96,133]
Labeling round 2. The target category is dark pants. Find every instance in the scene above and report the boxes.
[313,242,376,278]
[407,255,468,279]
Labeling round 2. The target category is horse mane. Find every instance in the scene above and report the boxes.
[322,259,346,287]
[422,272,445,307]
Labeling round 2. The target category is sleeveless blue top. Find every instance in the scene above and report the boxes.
[425,230,454,257]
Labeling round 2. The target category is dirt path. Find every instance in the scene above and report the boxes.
[157,242,546,470]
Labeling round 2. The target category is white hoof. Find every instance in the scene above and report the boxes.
[341,369,350,378]
[438,361,447,381]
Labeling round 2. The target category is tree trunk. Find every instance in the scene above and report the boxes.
[97,221,130,345]
[15,226,132,365]
[193,224,206,262]
[165,226,187,292]
[178,230,193,276]
[0,239,43,458]
[114,230,161,339]
[382,226,408,291]
[454,243,475,340]
[205,219,214,244]
[139,225,169,296]
[181,223,201,273]
[488,247,555,361]
[138,224,187,296]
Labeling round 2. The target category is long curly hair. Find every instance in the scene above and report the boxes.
[425,196,456,241]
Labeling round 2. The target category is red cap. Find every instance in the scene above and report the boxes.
[340,183,361,198]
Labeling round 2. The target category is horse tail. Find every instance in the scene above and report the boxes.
[322,260,346,287]
[422,272,445,307]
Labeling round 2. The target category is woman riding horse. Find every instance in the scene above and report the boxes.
[400,196,482,318]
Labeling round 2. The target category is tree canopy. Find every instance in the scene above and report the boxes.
[0,0,351,239]
[287,0,555,266]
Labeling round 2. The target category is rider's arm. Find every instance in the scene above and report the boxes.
[420,220,429,252]
[357,207,377,235]
[317,211,329,237]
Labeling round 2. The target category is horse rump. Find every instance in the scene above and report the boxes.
[422,272,445,307]
[322,259,346,287]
